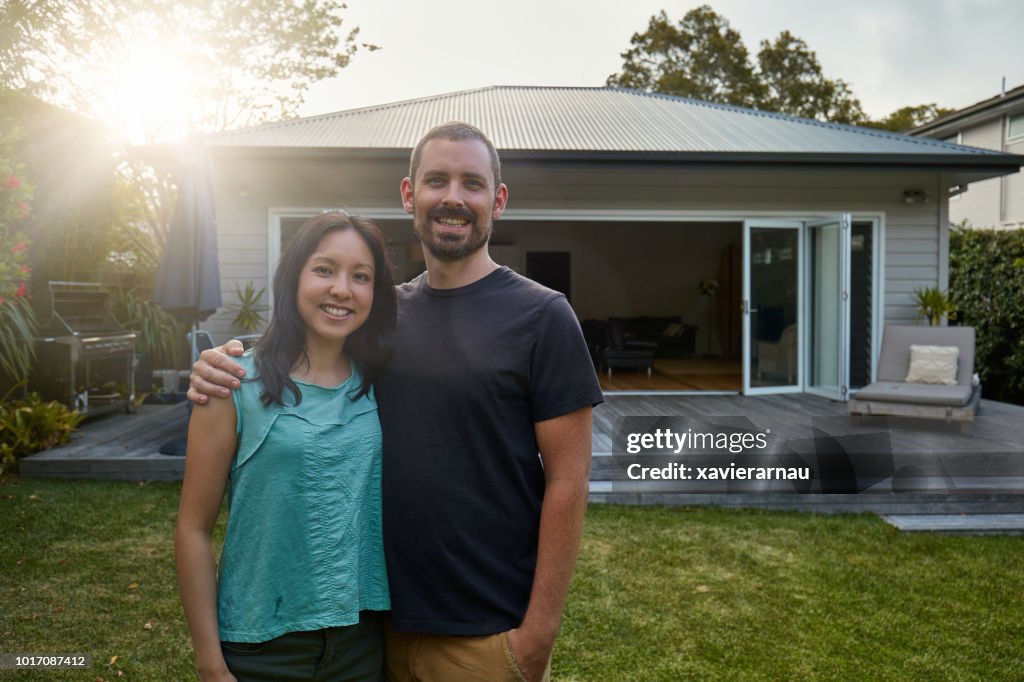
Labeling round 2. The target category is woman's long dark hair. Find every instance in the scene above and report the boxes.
[254,211,396,406]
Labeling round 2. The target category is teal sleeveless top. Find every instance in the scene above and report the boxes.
[217,351,389,642]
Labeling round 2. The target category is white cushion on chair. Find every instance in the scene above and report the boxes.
[905,345,959,385]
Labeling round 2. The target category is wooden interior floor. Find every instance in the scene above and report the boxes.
[599,357,742,391]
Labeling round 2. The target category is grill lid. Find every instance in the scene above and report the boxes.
[38,281,127,335]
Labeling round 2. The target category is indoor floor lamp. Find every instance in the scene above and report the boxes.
[699,278,720,357]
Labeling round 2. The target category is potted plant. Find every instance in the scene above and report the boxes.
[108,288,186,398]
[913,286,955,326]
[227,281,268,334]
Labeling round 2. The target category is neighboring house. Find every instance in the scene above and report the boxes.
[911,82,1024,230]
[194,86,1023,398]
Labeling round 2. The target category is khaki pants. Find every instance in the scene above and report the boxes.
[384,621,551,682]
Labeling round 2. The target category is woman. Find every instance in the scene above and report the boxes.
[175,211,397,682]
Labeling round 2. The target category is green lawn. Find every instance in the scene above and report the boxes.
[1,477,1021,681]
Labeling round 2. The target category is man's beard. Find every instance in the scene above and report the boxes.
[414,205,493,262]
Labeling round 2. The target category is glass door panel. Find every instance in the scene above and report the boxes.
[743,222,802,394]
[806,216,849,400]
[848,221,875,389]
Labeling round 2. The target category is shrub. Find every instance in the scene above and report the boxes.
[0,390,83,474]
[948,227,1024,404]
[110,289,185,367]
[0,127,37,383]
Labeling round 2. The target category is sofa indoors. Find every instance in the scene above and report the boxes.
[607,316,697,358]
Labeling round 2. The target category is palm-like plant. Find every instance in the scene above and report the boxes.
[913,286,955,326]
[227,281,268,333]
[110,289,185,367]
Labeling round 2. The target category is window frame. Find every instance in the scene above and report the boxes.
[1008,112,1024,142]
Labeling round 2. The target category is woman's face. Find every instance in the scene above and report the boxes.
[295,228,375,348]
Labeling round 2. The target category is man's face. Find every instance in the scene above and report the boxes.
[401,138,508,262]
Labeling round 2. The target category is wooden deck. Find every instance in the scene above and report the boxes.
[20,403,189,481]
[20,393,1024,522]
[590,393,1024,517]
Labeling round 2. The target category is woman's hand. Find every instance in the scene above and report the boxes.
[198,662,237,682]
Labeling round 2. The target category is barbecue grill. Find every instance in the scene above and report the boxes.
[31,281,136,417]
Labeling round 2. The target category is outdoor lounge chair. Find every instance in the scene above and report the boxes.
[848,325,980,429]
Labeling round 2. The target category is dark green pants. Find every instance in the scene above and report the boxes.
[221,612,384,682]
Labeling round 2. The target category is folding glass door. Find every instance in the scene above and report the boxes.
[743,221,803,394]
[805,215,851,401]
[743,215,862,398]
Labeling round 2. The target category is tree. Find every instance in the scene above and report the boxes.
[757,31,865,124]
[0,1,114,96]
[1,0,377,134]
[607,6,865,124]
[2,1,379,370]
[606,8,762,108]
[863,104,954,132]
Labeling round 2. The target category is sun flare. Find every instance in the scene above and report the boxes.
[90,41,203,144]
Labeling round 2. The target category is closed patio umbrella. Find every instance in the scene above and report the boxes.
[153,136,221,364]
[152,137,220,456]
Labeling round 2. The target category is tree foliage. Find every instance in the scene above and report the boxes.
[949,227,1024,404]
[607,5,945,129]
[607,8,761,108]
[2,2,378,376]
[1,0,376,134]
[756,31,864,124]
[0,1,113,96]
[3,92,121,290]
[862,103,954,132]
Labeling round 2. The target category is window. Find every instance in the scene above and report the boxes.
[1009,113,1024,142]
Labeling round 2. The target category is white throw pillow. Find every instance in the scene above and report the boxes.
[905,345,959,385]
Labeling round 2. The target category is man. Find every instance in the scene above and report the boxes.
[189,122,603,682]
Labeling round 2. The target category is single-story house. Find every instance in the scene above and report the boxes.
[196,85,1024,397]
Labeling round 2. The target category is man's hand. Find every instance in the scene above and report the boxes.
[188,340,246,403]
[507,626,554,682]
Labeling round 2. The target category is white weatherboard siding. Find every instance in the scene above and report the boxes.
[206,156,941,345]
[937,116,1024,229]
[1005,136,1024,224]
[952,119,1007,228]
[951,177,1001,228]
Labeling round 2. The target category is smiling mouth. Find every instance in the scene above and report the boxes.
[320,304,353,319]
[434,217,470,228]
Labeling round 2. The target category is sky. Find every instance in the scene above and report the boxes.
[298,0,1024,121]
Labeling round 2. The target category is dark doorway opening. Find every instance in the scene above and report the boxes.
[526,251,571,301]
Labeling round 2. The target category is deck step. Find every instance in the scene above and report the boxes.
[588,482,1024,516]
[882,513,1024,534]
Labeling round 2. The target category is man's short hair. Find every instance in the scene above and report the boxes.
[409,122,502,191]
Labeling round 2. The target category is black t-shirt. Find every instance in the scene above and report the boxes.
[376,267,604,635]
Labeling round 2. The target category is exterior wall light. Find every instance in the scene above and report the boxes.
[902,189,928,205]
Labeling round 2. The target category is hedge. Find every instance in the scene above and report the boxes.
[948,227,1024,404]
